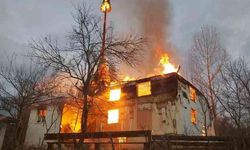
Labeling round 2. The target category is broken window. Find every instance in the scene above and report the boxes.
[191,108,197,124]
[182,91,188,99]
[109,88,121,101]
[108,109,119,124]
[37,107,46,123]
[189,86,196,102]
[137,81,151,97]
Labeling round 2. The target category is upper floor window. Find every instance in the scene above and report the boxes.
[137,81,151,97]
[109,88,121,101]
[189,86,196,102]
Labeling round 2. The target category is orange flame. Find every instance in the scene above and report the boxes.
[123,76,135,82]
[160,54,178,74]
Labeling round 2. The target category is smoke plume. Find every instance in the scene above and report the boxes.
[115,0,172,76]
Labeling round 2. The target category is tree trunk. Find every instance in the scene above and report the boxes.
[78,90,89,150]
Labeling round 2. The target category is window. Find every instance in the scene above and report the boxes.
[109,88,121,101]
[182,91,188,99]
[37,107,46,123]
[61,104,82,133]
[191,108,197,124]
[108,109,119,124]
[189,86,196,102]
[137,81,151,97]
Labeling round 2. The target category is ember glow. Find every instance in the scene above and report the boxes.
[109,88,121,101]
[160,54,178,74]
[137,81,151,97]
[108,109,119,124]
[61,104,82,133]
[123,76,135,82]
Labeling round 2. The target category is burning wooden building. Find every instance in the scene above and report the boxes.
[24,72,215,147]
[97,72,214,136]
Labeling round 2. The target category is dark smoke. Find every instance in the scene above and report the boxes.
[115,0,172,76]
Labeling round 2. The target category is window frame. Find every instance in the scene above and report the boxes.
[136,81,152,97]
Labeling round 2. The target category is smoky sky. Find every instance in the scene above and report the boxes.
[111,0,173,76]
[0,0,249,70]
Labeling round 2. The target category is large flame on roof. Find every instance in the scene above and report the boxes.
[160,54,178,74]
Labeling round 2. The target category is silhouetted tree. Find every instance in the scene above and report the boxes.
[0,57,56,150]
[31,4,144,145]
[218,58,250,133]
[188,25,228,123]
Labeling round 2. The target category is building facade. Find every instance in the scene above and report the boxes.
[24,73,215,147]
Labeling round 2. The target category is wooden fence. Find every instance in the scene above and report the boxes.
[151,135,248,150]
[44,130,151,150]
[44,131,250,150]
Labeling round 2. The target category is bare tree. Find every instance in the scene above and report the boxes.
[31,4,144,142]
[0,57,56,150]
[218,58,250,133]
[188,25,228,123]
[197,97,210,136]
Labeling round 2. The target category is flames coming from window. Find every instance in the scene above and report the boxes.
[61,104,82,133]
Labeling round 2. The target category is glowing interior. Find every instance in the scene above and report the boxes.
[118,137,127,143]
[137,81,151,97]
[189,86,197,101]
[109,89,121,101]
[61,104,82,133]
[123,76,135,81]
[191,108,197,124]
[108,109,119,124]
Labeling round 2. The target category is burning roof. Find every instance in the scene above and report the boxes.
[110,72,203,102]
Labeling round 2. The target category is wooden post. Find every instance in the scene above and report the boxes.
[95,143,101,150]
[73,138,77,149]
[144,131,151,150]
[47,143,52,150]
[57,134,62,150]
[110,137,115,150]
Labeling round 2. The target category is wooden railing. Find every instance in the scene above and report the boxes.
[152,135,250,150]
[44,131,250,150]
[44,130,151,150]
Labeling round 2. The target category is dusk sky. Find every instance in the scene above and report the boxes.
[0,0,249,68]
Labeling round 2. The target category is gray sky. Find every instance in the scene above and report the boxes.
[0,0,249,67]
